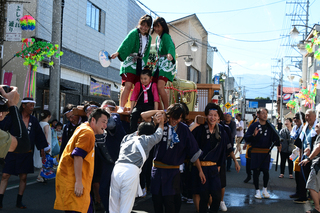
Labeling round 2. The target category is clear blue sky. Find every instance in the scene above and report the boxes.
[137,0,320,97]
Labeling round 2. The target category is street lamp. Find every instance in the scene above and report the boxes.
[285,66,290,73]
[175,40,198,52]
[290,26,300,39]
[184,56,193,66]
[190,41,198,52]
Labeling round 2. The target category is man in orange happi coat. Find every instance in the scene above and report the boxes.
[54,108,110,213]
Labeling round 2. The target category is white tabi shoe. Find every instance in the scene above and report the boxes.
[262,188,270,198]
[220,201,227,211]
[255,190,262,199]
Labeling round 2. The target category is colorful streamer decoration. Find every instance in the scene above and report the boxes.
[15,40,63,97]
[20,15,36,31]
[15,40,63,71]
[305,30,320,60]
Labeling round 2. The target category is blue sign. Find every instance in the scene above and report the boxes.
[249,101,258,108]
[213,75,220,94]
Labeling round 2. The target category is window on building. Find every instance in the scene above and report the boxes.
[86,1,105,33]
[187,66,200,83]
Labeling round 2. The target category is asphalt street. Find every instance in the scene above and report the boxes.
[0,147,313,213]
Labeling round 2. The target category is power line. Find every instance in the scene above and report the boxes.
[208,31,285,42]
[219,28,291,36]
[153,0,286,14]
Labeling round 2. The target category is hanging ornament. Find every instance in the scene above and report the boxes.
[20,15,36,31]
[312,73,319,81]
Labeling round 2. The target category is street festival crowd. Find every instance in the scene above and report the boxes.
[0,15,320,213]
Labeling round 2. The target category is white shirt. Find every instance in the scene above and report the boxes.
[236,120,244,137]
[141,35,147,55]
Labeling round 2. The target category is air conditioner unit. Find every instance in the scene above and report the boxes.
[0,45,3,59]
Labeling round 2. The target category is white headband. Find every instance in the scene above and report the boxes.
[21,100,36,104]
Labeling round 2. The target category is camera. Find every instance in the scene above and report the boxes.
[0,85,11,112]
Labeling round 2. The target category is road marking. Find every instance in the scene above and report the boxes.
[7,181,37,191]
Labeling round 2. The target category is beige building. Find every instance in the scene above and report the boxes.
[151,14,210,84]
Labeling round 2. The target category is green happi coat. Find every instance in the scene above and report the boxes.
[117,28,152,76]
[154,33,176,82]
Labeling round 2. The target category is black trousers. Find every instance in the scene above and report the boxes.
[246,158,252,178]
[280,152,293,175]
[253,169,269,190]
[152,193,181,213]
[298,161,311,199]
[130,104,154,133]
[199,189,221,213]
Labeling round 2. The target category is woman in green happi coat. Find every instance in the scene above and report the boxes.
[152,17,176,110]
[111,15,152,113]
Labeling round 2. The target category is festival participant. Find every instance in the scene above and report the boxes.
[278,118,294,179]
[190,103,230,213]
[244,108,280,199]
[289,112,305,199]
[111,14,153,113]
[129,67,159,133]
[54,108,110,213]
[243,113,258,183]
[300,123,320,213]
[60,104,85,156]
[142,104,205,213]
[36,110,53,183]
[152,17,176,110]
[294,109,317,204]
[98,100,126,212]
[0,86,30,158]
[0,97,48,209]
[109,113,165,213]
[83,101,102,211]
[222,112,236,171]
[234,113,244,158]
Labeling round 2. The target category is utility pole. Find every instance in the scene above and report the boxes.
[0,0,7,73]
[49,0,62,120]
[242,86,246,119]
[280,58,284,123]
[226,61,230,111]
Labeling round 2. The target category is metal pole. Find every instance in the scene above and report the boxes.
[0,0,7,73]
[49,0,62,120]
[226,61,230,111]
[280,58,284,123]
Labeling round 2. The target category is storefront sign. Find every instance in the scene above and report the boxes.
[6,4,23,41]
[90,80,111,97]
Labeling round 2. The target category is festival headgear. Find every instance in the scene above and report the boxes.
[63,109,73,115]
[85,105,98,113]
[224,112,232,116]
[21,100,36,104]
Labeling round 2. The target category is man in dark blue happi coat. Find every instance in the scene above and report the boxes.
[244,107,280,199]
[0,98,47,209]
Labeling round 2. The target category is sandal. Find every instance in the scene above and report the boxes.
[289,174,294,179]
[36,176,44,183]
[278,174,284,178]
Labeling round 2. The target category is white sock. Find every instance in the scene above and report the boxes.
[256,189,260,194]
[263,187,267,192]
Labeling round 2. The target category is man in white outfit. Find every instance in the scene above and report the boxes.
[109,111,165,213]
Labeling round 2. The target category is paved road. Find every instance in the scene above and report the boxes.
[0,148,313,212]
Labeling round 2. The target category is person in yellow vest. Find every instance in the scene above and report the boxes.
[54,108,110,213]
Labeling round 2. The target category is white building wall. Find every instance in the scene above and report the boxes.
[36,0,53,42]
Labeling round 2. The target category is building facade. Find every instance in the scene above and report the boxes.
[1,0,145,120]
